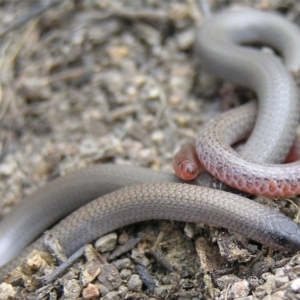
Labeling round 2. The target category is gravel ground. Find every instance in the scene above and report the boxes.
[1,0,300,299]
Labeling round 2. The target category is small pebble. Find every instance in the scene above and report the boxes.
[63,279,81,298]
[101,291,120,300]
[151,130,165,143]
[127,274,142,292]
[97,283,109,296]
[97,264,122,290]
[264,274,276,294]
[17,77,51,101]
[118,285,129,298]
[247,276,261,291]
[118,232,129,245]
[274,268,286,277]
[261,272,273,281]
[95,233,117,252]
[290,278,300,292]
[80,260,102,285]
[120,269,132,280]
[113,258,133,270]
[134,22,161,46]
[22,250,53,278]
[154,285,173,298]
[107,46,129,59]
[228,280,250,299]
[84,244,99,261]
[0,283,16,300]
[275,276,289,288]
[0,162,16,176]
[87,20,121,44]
[290,265,300,276]
[131,248,150,267]
[262,290,285,300]
[82,283,100,300]
[175,28,195,50]
[215,274,241,290]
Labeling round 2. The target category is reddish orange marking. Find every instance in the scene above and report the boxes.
[173,144,203,181]
[269,180,277,193]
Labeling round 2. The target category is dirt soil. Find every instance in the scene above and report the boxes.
[1,0,300,299]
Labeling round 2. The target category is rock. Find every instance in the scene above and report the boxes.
[228,280,250,299]
[113,258,133,270]
[97,264,122,290]
[63,279,81,298]
[82,283,100,299]
[127,274,142,292]
[275,276,289,288]
[131,249,150,267]
[81,260,102,285]
[154,285,173,298]
[290,278,300,292]
[101,291,120,300]
[118,285,129,298]
[216,274,241,290]
[120,269,132,280]
[0,283,16,300]
[95,233,118,252]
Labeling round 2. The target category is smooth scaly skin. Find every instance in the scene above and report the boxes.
[177,10,300,187]
[195,9,300,164]
[2,9,300,281]
[193,9,300,196]
[196,102,300,197]
[0,165,182,268]
[1,181,300,281]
